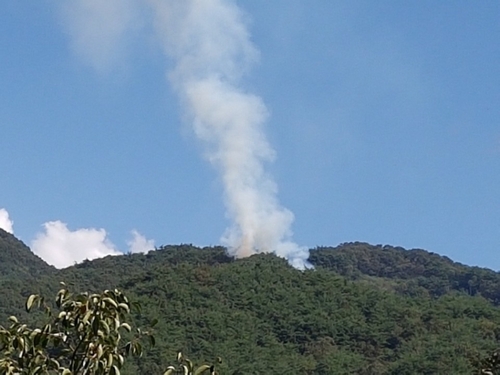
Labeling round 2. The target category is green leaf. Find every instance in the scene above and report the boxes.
[194,365,212,375]
[110,365,120,375]
[82,311,92,325]
[124,342,131,356]
[133,341,143,356]
[101,320,110,336]
[103,297,118,309]
[118,303,130,313]
[148,334,155,347]
[92,316,100,335]
[97,344,103,359]
[26,295,38,312]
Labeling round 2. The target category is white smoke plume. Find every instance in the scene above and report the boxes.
[0,208,14,234]
[57,0,310,269]
[150,0,310,269]
[58,0,141,72]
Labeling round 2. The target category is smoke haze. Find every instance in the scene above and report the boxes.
[58,0,141,72]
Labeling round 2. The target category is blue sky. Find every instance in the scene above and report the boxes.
[0,0,499,269]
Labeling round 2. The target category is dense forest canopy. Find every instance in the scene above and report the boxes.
[1,229,500,374]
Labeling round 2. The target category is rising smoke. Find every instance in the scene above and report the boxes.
[149,0,310,269]
[59,0,310,269]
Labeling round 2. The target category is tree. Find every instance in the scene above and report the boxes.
[163,352,219,375]
[471,351,500,375]
[0,284,216,375]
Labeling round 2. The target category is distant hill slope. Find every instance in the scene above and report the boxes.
[310,242,500,303]
[0,229,56,318]
[0,229,54,277]
[1,236,500,373]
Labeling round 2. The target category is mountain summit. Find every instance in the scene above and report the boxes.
[0,228,54,278]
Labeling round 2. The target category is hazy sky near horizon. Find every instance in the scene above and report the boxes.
[0,1,499,269]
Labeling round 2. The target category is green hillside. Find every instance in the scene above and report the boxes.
[1,231,499,373]
[311,242,500,303]
[0,229,54,278]
[0,229,55,319]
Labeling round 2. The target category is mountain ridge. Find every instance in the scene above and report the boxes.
[1,232,500,373]
[0,228,54,277]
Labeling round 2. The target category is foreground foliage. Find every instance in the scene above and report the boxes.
[0,285,150,374]
[0,286,216,375]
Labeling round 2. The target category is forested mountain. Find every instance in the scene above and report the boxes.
[311,242,500,303]
[0,230,55,319]
[1,229,500,374]
[0,229,54,278]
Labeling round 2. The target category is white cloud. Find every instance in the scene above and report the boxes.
[31,221,121,269]
[127,229,155,254]
[0,208,14,234]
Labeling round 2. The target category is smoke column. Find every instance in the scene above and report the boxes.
[149,0,310,269]
[57,0,310,269]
